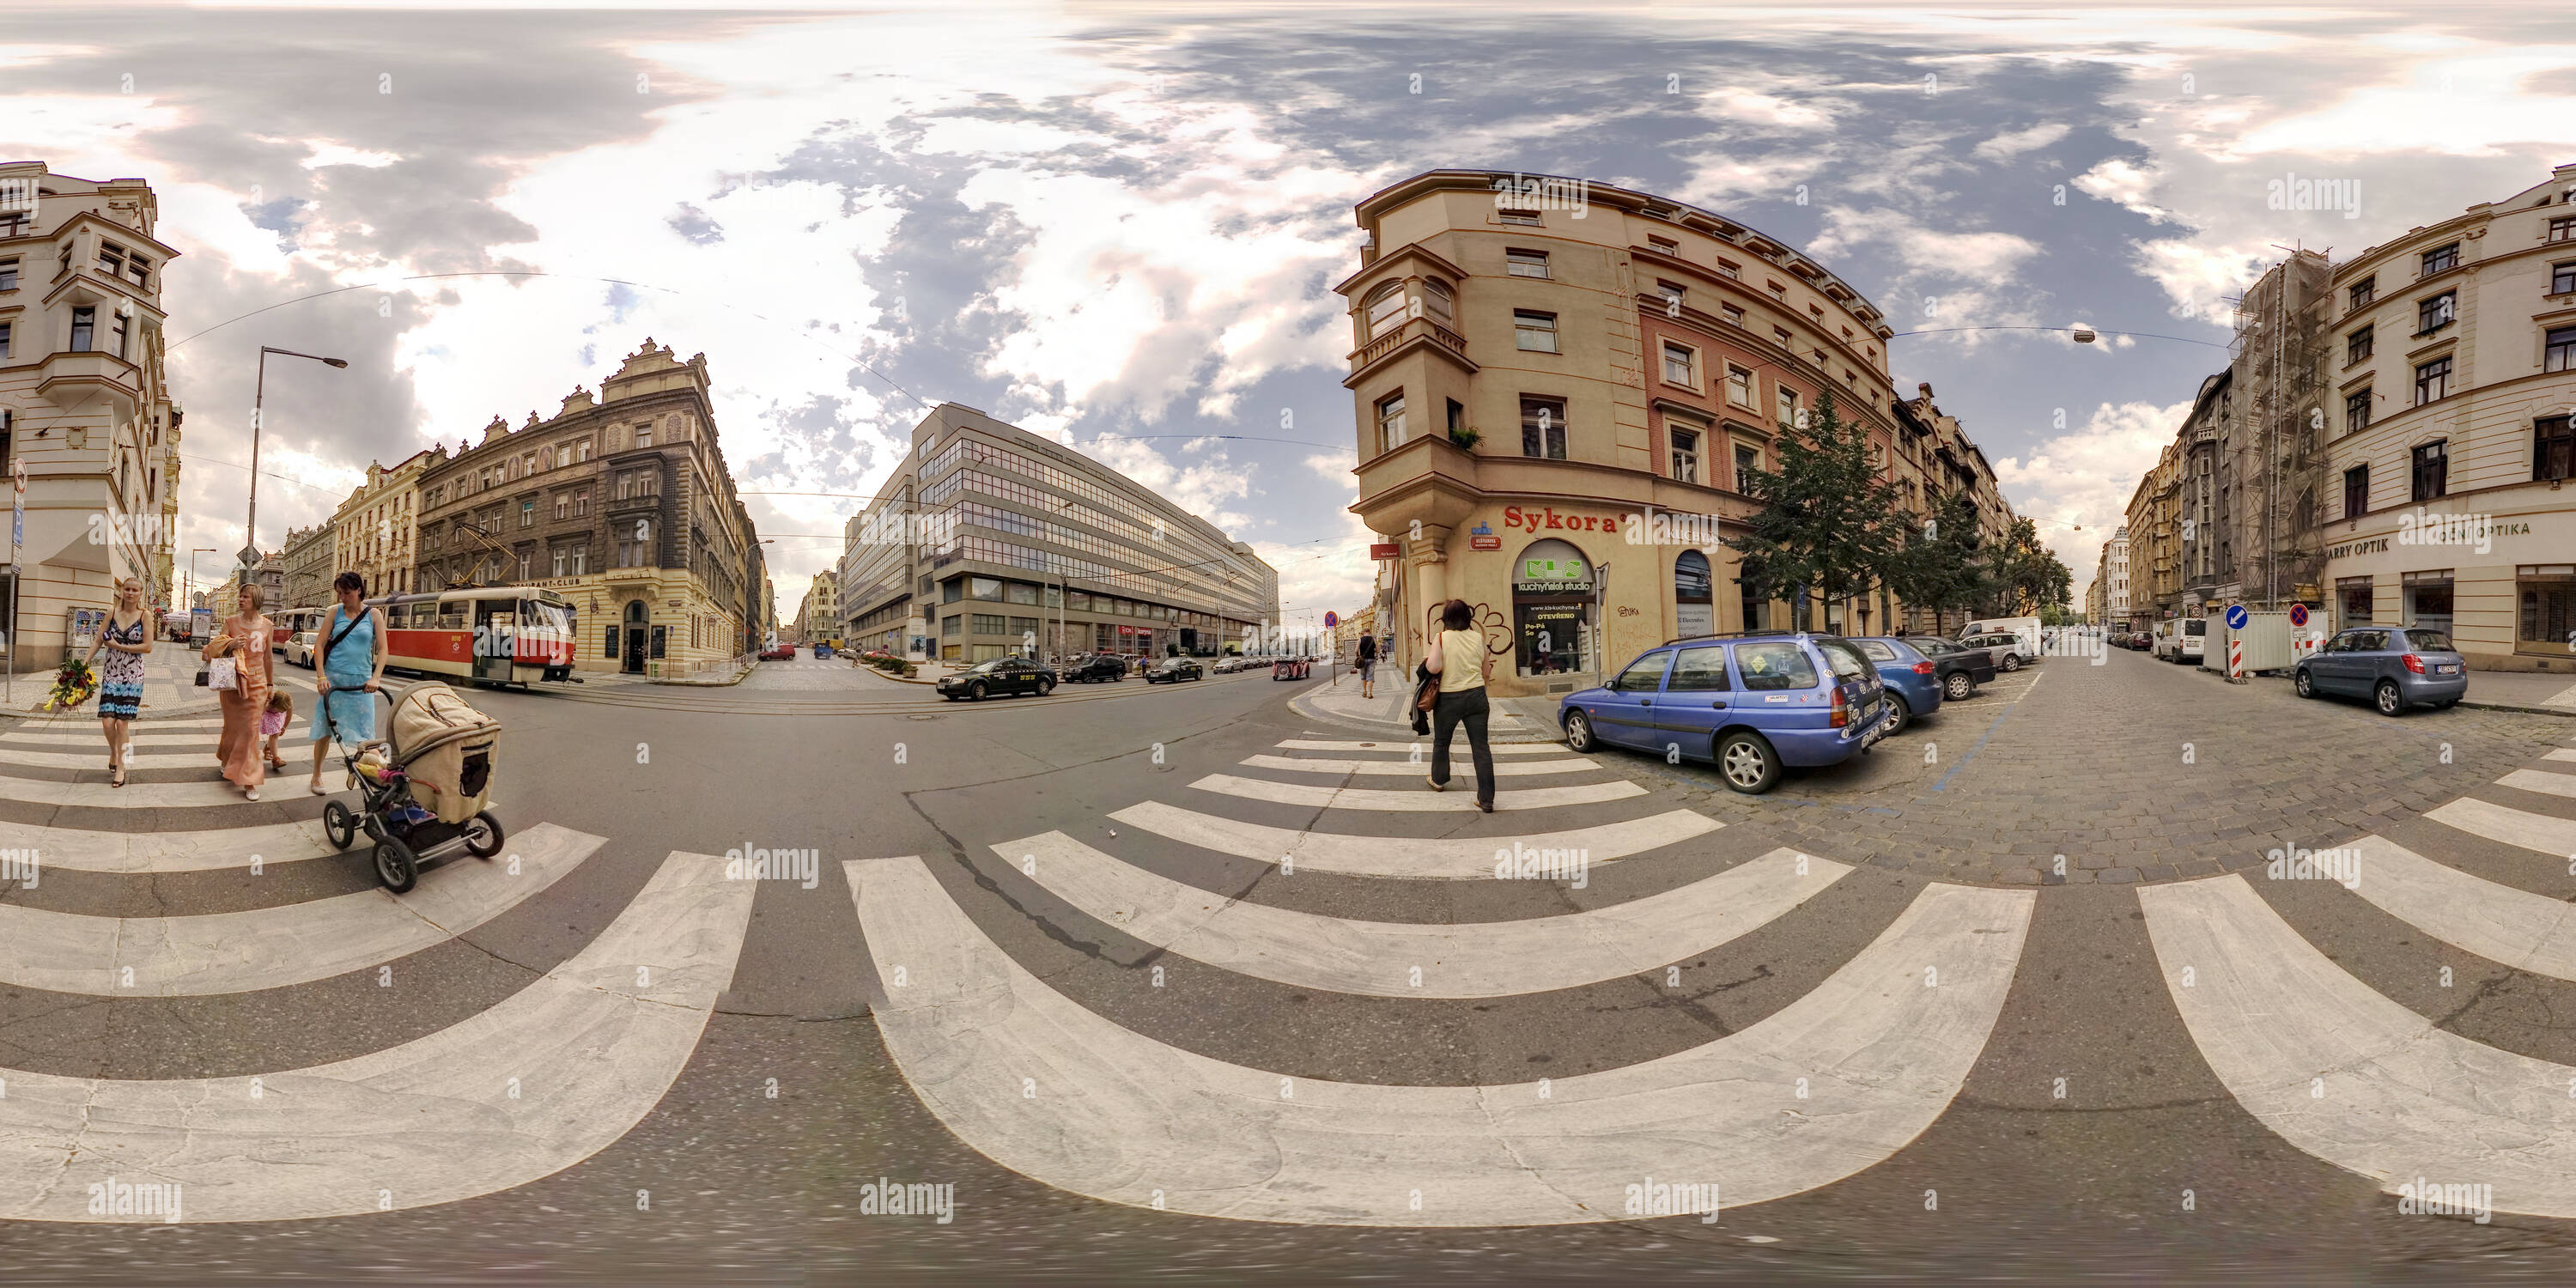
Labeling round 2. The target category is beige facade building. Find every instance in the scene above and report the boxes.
[803,568,835,644]
[1,162,184,671]
[2317,162,2576,671]
[281,521,331,611]
[327,447,442,602]
[2088,526,2132,628]
[1341,170,2023,696]
[410,339,764,673]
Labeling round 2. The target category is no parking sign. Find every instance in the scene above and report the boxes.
[2288,603,2309,628]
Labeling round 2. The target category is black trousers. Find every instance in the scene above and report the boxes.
[1431,687,1495,805]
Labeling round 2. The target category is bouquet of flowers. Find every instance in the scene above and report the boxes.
[43,658,99,713]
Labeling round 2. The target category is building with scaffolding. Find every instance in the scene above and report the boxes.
[2225,249,2335,612]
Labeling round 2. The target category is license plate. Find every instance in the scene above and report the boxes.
[2435,664,2459,674]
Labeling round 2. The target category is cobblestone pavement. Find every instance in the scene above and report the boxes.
[1571,647,2576,886]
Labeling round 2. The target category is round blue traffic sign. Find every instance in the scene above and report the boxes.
[2225,605,2249,629]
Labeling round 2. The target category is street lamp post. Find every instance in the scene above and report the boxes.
[246,346,348,579]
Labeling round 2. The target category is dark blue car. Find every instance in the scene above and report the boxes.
[1850,636,1943,734]
[1558,632,1892,794]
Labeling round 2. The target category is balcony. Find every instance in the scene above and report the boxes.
[35,349,145,421]
[1345,315,1474,387]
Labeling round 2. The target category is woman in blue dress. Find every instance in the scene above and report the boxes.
[307,571,389,795]
[83,576,154,788]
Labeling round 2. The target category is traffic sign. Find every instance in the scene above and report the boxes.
[236,544,263,570]
[1323,611,1339,630]
[2287,603,2309,627]
[2225,604,2249,630]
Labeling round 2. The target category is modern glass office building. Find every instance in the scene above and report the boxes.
[838,404,1279,664]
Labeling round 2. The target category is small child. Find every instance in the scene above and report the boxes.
[260,690,293,769]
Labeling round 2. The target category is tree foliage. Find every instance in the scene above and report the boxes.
[1722,389,1901,615]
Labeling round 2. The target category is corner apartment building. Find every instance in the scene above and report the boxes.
[410,339,763,672]
[2088,526,2132,628]
[328,447,442,601]
[2316,162,2576,671]
[803,568,835,644]
[836,403,1279,664]
[1340,169,2006,696]
[0,162,184,670]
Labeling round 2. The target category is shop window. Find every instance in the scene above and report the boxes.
[2403,569,2454,636]
[1512,537,1593,676]
[2520,565,2576,651]
[1674,550,1714,639]
[2336,576,2374,631]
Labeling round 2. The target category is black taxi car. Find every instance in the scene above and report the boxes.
[937,656,1058,701]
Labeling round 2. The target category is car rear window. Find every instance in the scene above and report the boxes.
[1814,639,1874,680]
[1668,646,1731,691]
[2183,619,2206,635]
[2404,629,2453,651]
[1733,641,1820,690]
[1856,640,1897,661]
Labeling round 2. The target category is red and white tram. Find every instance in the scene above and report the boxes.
[370,586,579,687]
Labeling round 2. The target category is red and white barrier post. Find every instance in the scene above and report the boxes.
[2228,636,2245,681]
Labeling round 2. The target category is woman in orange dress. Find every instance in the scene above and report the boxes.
[214,582,277,800]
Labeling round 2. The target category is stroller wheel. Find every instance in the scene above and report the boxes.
[464,811,507,859]
[373,836,418,894]
[322,799,357,851]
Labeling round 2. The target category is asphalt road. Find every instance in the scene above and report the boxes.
[3,651,2576,1283]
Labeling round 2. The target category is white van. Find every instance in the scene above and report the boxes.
[2160,617,2206,664]
[1961,616,2042,660]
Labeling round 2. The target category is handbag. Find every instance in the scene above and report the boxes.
[204,654,240,692]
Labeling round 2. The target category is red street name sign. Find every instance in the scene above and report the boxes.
[1471,533,1502,550]
[1369,543,1400,561]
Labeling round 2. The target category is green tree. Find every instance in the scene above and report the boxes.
[1886,490,1988,636]
[1978,516,2074,617]
[1724,388,1902,629]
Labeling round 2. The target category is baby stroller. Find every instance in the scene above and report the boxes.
[320,682,506,892]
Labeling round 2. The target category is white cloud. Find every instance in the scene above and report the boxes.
[1972,122,2071,161]
[1811,206,2044,282]
[2072,157,2167,218]
[301,143,400,169]
[1990,398,2190,589]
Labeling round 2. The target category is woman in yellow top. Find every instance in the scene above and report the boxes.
[1420,598,1496,811]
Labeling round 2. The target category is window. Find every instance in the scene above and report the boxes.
[1715,258,1740,279]
[1735,443,1760,492]
[96,241,125,278]
[551,546,568,577]
[517,550,532,580]
[0,211,25,238]
[1733,641,1818,690]
[2537,415,2575,483]
[1726,364,1753,406]
[515,499,532,528]
[1423,278,1454,326]
[2412,440,2447,501]
[2555,262,2576,295]
[1375,391,1406,452]
[2547,325,2576,373]
[0,258,15,292]
[1771,325,1790,347]
[0,321,9,361]
[1610,652,1671,691]
[1005,581,1039,605]
[1647,234,1678,255]
[2416,291,2455,334]
[2421,243,2459,275]
[1363,282,1406,339]
[69,305,94,350]
[574,489,589,517]
[2415,355,2452,404]
[1667,646,1730,690]
[1498,209,1541,227]
[2347,325,2373,363]
[1767,281,1786,301]
[554,493,569,520]
[971,613,1006,635]
[573,437,592,463]
[969,576,1001,600]
[1656,279,1686,313]
[2348,276,2375,308]
[2551,216,2576,244]
[1720,302,1744,327]
[635,421,653,449]
[1446,398,1465,440]
[943,580,963,604]
[1776,386,1800,428]
[1514,310,1558,352]
[1662,341,1694,386]
[943,616,960,639]
[617,518,653,567]
[2346,388,2372,434]
[1669,426,1700,483]
[2344,465,2369,519]
[1505,248,1549,278]
[1520,396,1567,459]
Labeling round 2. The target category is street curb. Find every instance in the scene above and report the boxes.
[846,659,939,686]
[1284,688,1563,744]
[2458,699,2576,719]
[650,664,753,687]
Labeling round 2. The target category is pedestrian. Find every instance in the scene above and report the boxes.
[260,690,294,770]
[83,576,154,789]
[308,571,389,796]
[213,582,276,800]
[1355,631,1380,699]
[1421,598,1496,812]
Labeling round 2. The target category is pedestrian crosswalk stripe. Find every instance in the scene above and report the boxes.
[2497,769,2576,799]
[1277,740,1567,756]
[2425,797,2576,857]
[0,744,313,769]
[846,855,2031,1226]
[0,817,337,875]
[2341,835,2576,981]
[0,848,756,1223]
[991,836,1846,998]
[1191,774,1645,813]
[1106,800,1722,879]
[0,766,278,809]
[0,823,598,996]
[2546,749,2576,763]
[2139,873,2576,1219]
[2,724,312,748]
[1237,754,1599,778]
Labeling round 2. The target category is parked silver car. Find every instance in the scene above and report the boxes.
[2293,626,2468,715]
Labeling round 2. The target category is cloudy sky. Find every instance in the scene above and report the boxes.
[8,1,2573,618]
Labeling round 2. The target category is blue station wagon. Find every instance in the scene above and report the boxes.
[1559,633,1893,793]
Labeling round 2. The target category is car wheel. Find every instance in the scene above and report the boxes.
[1716,731,1781,794]
[1942,671,1972,702]
[1564,709,1597,753]
[1037,678,1054,696]
[1998,653,2022,672]
[2295,669,2316,699]
[1884,693,1912,736]
[969,681,987,702]
[2376,680,2404,716]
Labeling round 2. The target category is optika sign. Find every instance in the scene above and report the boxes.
[2266,172,2360,218]
[1491,172,1589,216]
